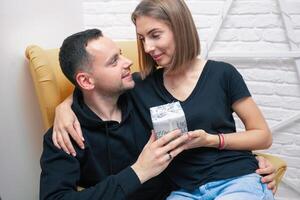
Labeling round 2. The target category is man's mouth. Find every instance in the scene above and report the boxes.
[122,72,132,80]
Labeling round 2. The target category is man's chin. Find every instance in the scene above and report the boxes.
[123,81,135,91]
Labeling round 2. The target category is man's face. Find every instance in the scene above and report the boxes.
[85,36,135,95]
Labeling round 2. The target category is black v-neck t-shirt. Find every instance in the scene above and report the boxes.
[130,60,258,190]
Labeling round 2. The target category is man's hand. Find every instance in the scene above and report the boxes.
[256,156,277,194]
[132,130,189,183]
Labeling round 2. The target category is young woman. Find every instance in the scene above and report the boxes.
[53,0,276,199]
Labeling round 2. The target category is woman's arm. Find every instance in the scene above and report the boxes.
[52,94,84,156]
[223,96,272,150]
[185,97,272,151]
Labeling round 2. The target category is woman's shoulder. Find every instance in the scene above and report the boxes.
[207,60,235,71]
[207,60,241,77]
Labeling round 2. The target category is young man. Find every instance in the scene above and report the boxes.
[39,29,189,200]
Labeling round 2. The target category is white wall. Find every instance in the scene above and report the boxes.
[0,0,83,199]
[82,0,300,199]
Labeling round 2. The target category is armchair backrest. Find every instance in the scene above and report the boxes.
[25,41,139,130]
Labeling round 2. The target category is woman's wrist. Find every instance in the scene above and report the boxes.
[217,133,226,150]
[206,134,219,148]
[64,94,73,105]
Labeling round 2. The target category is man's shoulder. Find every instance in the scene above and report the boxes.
[43,127,53,139]
[42,127,57,149]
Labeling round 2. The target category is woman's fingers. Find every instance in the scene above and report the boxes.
[61,130,77,157]
[74,119,84,142]
[67,123,84,149]
[57,132,70,155]
[52,130,61,149]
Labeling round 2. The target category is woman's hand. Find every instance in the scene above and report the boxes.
[184,129,219,150]
[255,156,277,194]
[185,131,277,194]
[52,96,84,157]
[131,130,189,183]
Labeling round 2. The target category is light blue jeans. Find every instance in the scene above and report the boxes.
[166,173,274,200]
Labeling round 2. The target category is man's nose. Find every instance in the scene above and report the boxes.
[121,55,133,69]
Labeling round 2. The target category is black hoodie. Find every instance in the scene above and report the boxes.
[40,89,170,200]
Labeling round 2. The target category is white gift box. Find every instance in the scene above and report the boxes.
[150,102,188,139]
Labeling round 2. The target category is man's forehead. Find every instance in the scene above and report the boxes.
[86,36,116,52]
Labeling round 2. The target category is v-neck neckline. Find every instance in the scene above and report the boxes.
[156,60,210,104]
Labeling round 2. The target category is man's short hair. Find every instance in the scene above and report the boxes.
[59,29,103,85]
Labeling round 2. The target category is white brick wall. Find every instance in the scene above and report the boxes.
[83,0,300,199]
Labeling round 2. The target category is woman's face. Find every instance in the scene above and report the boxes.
[136,15,175,68]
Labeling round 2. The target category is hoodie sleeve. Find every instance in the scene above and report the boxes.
[40,130,141,200]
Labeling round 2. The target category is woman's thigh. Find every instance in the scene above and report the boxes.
[166,173,274,200]
[214,173,274,200]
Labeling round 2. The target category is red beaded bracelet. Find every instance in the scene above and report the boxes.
[218,133,225,150]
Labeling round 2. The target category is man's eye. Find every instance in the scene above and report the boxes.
[112,57,118,66]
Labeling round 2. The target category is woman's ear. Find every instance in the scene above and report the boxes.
[75,72,95,90]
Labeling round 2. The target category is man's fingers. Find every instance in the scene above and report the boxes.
[145,131,156,148]
[261,172,276,183]
[267,180,276,188]
[161,133,188,154]
[266,179,277,194]
[255,156,267,169]
[256,163,274,175]
[272,185,277,194]
[168,145,185,160]
[155,129,181,147]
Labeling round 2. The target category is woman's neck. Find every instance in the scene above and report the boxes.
[163,58,207,101]
[164,58,203,76]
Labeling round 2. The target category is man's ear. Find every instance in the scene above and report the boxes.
[75,72,95,90]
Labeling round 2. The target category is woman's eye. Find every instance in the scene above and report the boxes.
[152,33,160,39]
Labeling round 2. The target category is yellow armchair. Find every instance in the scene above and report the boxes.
[25,41,286,191]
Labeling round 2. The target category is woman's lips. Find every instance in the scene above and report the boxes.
[152,53,163,61]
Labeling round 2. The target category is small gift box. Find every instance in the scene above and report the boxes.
[150,101,188,139]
